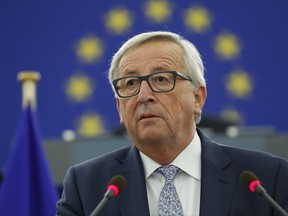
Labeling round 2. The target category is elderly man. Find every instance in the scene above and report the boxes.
[57,31,288,216]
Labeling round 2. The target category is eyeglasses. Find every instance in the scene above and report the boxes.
[112,71,192,98]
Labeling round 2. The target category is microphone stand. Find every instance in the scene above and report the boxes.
[90,190,114,216]
[255,185,288,216]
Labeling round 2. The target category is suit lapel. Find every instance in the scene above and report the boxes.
[198,130,237,216]
[108,130,237,216]
[111,146,150,216]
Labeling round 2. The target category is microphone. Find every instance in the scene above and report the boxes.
[90,175,127,216]
[240,170,288,216]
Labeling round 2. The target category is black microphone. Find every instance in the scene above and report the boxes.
[90,175,127,216]
[240,170,288,216]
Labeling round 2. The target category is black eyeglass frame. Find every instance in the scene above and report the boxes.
[112,71,192,98]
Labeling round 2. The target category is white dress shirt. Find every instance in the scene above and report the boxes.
[140,132,201,216]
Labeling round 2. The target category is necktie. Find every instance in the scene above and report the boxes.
[156,165,184,216]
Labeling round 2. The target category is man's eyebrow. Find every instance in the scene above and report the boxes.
[152,67,166,72]
[121,67,167,76]
[124,71,138,76]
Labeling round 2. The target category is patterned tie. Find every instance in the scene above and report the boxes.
[156,165,184,216]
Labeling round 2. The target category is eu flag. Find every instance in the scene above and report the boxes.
[0,104,58,216]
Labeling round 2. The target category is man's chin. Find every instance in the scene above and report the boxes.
[137,129,167,142]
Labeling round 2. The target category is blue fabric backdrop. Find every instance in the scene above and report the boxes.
[1,0,288,168]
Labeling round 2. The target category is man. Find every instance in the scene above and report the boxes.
[56,31,288,216]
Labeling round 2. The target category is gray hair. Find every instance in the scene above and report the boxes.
[108,31,205,88]
[108,31,206,123]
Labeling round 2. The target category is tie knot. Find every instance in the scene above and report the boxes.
[156,165,181,182]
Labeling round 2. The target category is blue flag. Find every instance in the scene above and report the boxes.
[0,105,58,216]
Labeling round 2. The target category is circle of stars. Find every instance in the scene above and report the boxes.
[64,1,253,137]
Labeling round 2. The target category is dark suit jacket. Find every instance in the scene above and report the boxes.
[56,129,288,216]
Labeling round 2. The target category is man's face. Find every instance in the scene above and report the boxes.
[116,40,206,152]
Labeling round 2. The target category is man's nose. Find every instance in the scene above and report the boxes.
[137,80,155,103]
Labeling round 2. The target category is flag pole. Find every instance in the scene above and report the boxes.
[0,71,59,215]
[17,71,41,110]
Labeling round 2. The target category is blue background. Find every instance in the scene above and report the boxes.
[1,0,288,168]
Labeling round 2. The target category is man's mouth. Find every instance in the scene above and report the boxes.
[139,113,158,120]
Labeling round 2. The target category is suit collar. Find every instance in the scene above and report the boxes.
[111,146,150,216]
[198,129,237,216]
[198,129,232,169]
[111,130,237,216]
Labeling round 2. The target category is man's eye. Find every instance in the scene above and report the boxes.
[153,75,171,84]
[125,79,137,87]
[156,76,168,82]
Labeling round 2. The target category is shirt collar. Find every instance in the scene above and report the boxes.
[140,131,202,180]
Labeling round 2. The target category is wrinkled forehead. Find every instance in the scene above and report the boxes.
[124,36,182,56]
[109,34,185,82]
[118,40,185,76]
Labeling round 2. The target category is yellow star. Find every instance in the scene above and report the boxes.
[65,73,94,102]
[145,0,172,23]
[226,69,253,98]
[77,113,104,137]
[105,8,132,34]
[184,6,212,33]
[75,36,103,64]
[214,32,241,60]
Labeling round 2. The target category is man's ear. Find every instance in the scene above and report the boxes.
[194,85,207,115]
[116,98,124,124]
